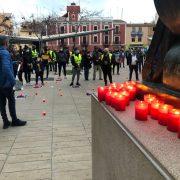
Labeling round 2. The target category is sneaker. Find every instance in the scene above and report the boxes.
[99,78,103,80]
[76,82,81,86]
[11,119,27,127]
[3,121,11,129]
[69,82,73,86]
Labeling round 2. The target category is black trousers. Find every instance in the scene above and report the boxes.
[84,67,89,80]
[58,62,67,77]
[0,88,17,123]
[43,61,49,78]
[113,63,120,74]
[35,71,44,84]
[138,60,143,73]
[24,70,31,83]
[102,66,113,86]
[129,65,139,81]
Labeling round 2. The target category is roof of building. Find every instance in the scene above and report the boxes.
[127,23,155,27]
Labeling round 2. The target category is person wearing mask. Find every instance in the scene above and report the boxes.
[82,49,92,81]
[41,47,50,79]
[34,56,44,86]
[129,51,139,81]
[57,48,68,79]
[70,49,82,87]
[0,36,27,129]
[100,48,113,86]
[92,46,103,80]
[22,45,32,84]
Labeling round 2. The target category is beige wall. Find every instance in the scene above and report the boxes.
[0,13,13,35]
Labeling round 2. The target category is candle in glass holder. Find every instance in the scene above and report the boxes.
[144,94,156,114]
[105,91,112,105]
[158,104,173,126]
[178,125,180,139]
[111,92,118,108]
[121,91,130,106]
[150,101,162,120]
[135,101,148,121]
[98,87,106,102]
[126,85,137,101]
[167,109,180,132]
[115,95,127,111]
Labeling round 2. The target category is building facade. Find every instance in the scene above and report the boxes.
[47,3,126,51]
[0,13,13,35]
[126,23,155,48]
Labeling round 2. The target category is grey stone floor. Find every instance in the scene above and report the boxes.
[0,66,138,180]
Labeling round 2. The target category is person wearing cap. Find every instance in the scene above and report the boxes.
[100,48,113,86]
[70,49,82,87]
[0,36,27,129]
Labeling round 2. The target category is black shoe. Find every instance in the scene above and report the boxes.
[3,121,11,129]
[76,82,81,86]
[70,82,73,86]
[11,119,27,127]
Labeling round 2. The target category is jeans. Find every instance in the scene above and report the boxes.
[84,67,89,80]
[93,65,102,80]
[129,65,139,81]
[58,62,67,77]
[0,88,17,123]
[72,67,81,83]
[102,66,113,86]
[113,63,120,74]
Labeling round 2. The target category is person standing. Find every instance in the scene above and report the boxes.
[82,49,92,81]
[129,51,139,81]
[41,47,50,79]
[0,36,27,129]
[22,45,32,84]
[57,48,68,79]
[137,48,144,73]
[119,48,125,68]
[92,46,103,80]
[70,49,82,87]
[100,48,113,86]
[112,50,120,75]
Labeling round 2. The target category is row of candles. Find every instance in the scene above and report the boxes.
[97,81,180,139]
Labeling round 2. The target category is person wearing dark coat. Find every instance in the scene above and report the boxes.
[0,36,27,129]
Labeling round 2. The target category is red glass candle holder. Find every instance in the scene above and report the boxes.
[105,91,112,105]
[115,95,127,111]
[126,85,137,101]
[135,101,148,121]
[158,104,173,126]
[167,109,180,132]
[98,87,106,102]
[121,91,130,106]
[144,94,156,114]
[150,102,161,120]
[111,92,119,108]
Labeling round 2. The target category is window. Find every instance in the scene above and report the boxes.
[61,39,64,45]
[105,26,109,35]
[83,26,87,31]
[138,27,142,32]
[60,26,65,34]
[138,37,142,42]
[83,36,86,44]
[72,26,76,32]
[132,37,135,42]
[72,14,75,20]
[94,26,98,30]
[132,27,136,32]
[105,36,109,44]
[29,32,32,36]
[115,26,119,34]
[94,36,98,43]
[114,37,119,44]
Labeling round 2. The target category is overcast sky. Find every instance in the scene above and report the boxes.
[0,0,157,23]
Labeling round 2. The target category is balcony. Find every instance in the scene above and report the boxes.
[131,31,136,37]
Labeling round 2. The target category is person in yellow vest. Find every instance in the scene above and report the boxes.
[48,49,56,72]
[100,48,113,86]
[41,47,51,79]
[31,45,38,74]
[70,49,82,87]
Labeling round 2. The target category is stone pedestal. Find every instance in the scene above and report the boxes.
[92,95,179,180]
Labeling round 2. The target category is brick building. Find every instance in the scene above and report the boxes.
[47,3,126,51]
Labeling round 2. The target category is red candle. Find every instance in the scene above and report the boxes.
[126,85,137,101]
[98,87,107,102]
[150,102,161,120]
[111,92,119,108]
[144,94,156,114]
[115,95,127,111]
[105,91,112,105]
[158,104,173,126]
[135,101,148,121]
[178,124,180,139]
[121,91,130,106]
[167,109,180,132]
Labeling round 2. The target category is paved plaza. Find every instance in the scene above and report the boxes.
[0,66,136,180]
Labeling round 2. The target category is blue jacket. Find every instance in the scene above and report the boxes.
[0,46,16,88]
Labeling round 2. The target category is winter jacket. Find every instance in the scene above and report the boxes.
[0,46,16,88]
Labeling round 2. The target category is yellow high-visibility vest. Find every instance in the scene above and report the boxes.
[32,49,38,58]
[101,53,112,61]
[72,54,82,65]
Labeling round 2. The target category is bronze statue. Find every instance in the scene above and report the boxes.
[142,0,180,92]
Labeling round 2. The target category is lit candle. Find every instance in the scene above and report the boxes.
[105,91,113,105]
[126,85,137,101]
[150,101,162,120]
[98,86,107,102]
[111,92,119,108]
[158,104,173,126]
[115,95,127,111]
[121,91,130,106]
[167,109,180,132]
[144,94,156,114]
[178,125,180,139]
[135,101,148,121]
